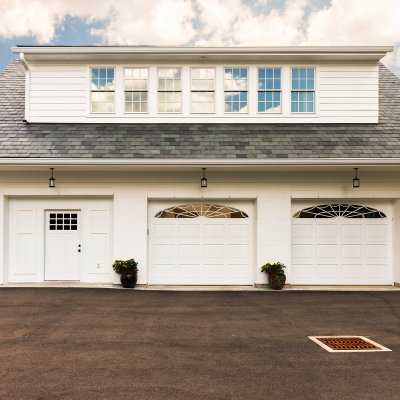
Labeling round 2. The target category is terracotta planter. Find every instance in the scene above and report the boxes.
[267,273,286,290]
[120,270,138,288]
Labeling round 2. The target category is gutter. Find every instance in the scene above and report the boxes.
[1,158,400,167]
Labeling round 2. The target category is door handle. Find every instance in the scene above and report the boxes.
[78,244,81,253]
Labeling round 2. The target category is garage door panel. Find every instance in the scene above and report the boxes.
[316,224,338,240]
[366,244,388,259]
[367,264,388,279]
[292,264,314,279]
[341,224,363,241]
[153,224,175,240]
[342,264,363,279]
[178,244,201,258]
[227,244,248,259]
[203,244,225,258]
[179,224,201,239]
[203,224,224,239]
[228,224,249,239]
[292,244,313,259]
[316,244,338,259]
[204,264,225,278]
[316,264,339,279]
[342,244,363,258]
[366,224,389,241]
[292,224,314,241]
[154,244,175,259]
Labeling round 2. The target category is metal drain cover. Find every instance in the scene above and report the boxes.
[309,336,391,352]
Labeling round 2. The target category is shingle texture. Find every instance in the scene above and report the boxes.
[0,60,399,159]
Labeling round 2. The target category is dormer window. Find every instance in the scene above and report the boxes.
[224,68,248,113]
[91,67,115,113]
[191,68,215,113]
[157,68,182,113]
[291,67,315,113]
[258,68,281,113]
[124,68,148,113]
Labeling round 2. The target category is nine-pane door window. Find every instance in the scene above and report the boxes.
[291,67,315,113]
[191,68,215,113]
[258,68,281,113]
[224,68,248,113]
[158,68,182,113]
[124,68,148,113]
[91,67,115,113]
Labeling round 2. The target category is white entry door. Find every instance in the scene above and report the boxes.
[149,202,253,285]
[45,211,81,280]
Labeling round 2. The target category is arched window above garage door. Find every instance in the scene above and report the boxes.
[155,204,248,218]
[293,204,386,219]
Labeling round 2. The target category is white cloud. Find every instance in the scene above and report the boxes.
[303,0,400,45]
[0,0,398,51]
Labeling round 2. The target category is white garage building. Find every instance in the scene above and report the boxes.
[0,45,400,287]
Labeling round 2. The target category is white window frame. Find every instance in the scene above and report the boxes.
[90,66,116,114]
[190,67,216,114]
[157,67,182,114]
[223,67,249,114]
[257,66,283,114]
[290,66,316,114]
[123,67,149,114]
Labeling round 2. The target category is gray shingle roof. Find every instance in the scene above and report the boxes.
[0,60,399,159]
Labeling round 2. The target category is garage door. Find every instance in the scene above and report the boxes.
[291,202,392,285]
[149,202,253,285]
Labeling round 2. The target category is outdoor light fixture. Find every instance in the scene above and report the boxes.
[353,168,360,188]
[201,168,208,188]
[49,168,56,188]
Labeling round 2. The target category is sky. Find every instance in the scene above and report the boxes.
[0,0,399,75]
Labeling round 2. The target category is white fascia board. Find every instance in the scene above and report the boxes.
[1,158,400,167]
[12,45,394,54]
[13,46,393,64]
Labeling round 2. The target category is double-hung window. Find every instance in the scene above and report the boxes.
[124,68,148,113]
[191,68,215,113]
[291,67,315,113]
[91,67,115,113]
[258,68,281,113]
[158,68,182,113]
[224,68,248,113]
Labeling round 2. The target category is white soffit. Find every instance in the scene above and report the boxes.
[12,46,393,64]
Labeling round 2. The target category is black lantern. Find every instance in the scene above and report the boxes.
[49,168,56,188]
[201,168,207,188]
[353,168,360,188]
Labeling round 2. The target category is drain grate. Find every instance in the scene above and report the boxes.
[309,336,391,353]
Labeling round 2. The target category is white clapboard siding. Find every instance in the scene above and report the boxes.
[319,90,377,98]
[29,65,87,119]
[318,64,379,120]
[27,62,380,123]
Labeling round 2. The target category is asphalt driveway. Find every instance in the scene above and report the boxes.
[0,289,399,400]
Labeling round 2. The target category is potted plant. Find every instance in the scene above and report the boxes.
[113,258,139,288]
[261,262,286,290]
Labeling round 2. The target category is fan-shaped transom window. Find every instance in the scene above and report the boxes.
[293,204,386,219]
[155,204,248,218]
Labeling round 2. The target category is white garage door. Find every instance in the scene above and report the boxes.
[149,202,253,285]
[291,202,392,285]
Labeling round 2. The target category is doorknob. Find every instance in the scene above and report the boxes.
[78,244,81,253]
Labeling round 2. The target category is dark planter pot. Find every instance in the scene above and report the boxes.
[268,273,286,290]
[120,270,138,288]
